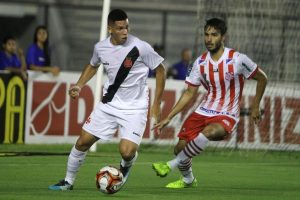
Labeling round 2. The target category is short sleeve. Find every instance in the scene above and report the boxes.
[236,53,258,79]
[140,42,164,70]
[13,54,21,68]
[185,58,201,86]
[89,45,101,67]
[26,46,35,67]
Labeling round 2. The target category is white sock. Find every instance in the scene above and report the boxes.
[178,159,194,184]
[65,146,87,185]
[168,133,209,169]
[121,152,138,167]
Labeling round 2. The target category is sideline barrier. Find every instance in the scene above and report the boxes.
[1,71,300,150]
[0,71,26,144]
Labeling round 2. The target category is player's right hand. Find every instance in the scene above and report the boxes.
[69,85,81,99]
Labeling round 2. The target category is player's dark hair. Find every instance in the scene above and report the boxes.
[33,25,50,66]
[108,9,128,25]
[2,35,16,44]
[204,18,227,35]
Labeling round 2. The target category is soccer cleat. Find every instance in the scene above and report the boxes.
[120,164,131,185]
[152,162,171,177]
[165,178,198,189]
[48,180,73,191]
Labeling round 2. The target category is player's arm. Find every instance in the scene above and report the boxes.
[69,64,98,99]
[151,63,166,123]
[153,84,198,134]
[18,48,28,80]
[250,67,268,124]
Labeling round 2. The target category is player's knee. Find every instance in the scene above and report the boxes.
[202,124,226,141]
[75,142,89,152]
[75,138,93,152]
[120,150,135,161]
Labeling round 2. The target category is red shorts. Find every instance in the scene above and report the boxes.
[178,112,237,142]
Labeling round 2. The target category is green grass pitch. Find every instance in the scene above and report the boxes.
[0,144,299,200]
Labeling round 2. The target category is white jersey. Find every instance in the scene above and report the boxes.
[186,48,258,120]
[90,34,164,110]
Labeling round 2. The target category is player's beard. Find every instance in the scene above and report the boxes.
[206,40,223,54]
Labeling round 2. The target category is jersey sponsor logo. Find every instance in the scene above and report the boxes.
[124,57,133,68]
[103,62,109,66]
[242,62,251,72]
[132,131,141,137]
[225,72,234,81]
[213,67,219,72]
[85,116,91,124]
[199,107,236,117]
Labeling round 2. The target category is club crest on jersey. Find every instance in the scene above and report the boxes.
[124,57,133,68]
[85,116,91,124]
[225,72,234,80]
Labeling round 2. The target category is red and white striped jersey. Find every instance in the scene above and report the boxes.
[185,47,258,120]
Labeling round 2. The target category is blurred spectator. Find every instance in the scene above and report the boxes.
[168,48,192,80]
[0,35,27,80]
[26,25,60,76]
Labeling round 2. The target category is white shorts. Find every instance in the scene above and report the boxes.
[82,102,147,145]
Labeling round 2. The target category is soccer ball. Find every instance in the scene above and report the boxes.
[96,166,123,194]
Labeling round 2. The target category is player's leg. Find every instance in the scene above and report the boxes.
[153,115,236,188]
[174,140,196,186]
[163,125,225,188]
[153,139,186,177]
[167,123,225,169]
[119,139,139,183]
[65,130,98,184]
[49,103,118,191]
[153,124,223,188]
[171,115,237,167]
[153,112,202,178]
[49,130,98,190]
[117,110,147,184]
[153,139,198,188]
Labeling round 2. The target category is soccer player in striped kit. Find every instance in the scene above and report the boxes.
[152,18,267,188]
[49,9,166,191]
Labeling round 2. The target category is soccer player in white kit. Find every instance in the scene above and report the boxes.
[49,9,166,191]
[152,18,268,188]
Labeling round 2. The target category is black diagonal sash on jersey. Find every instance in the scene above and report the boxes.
[102,46,139,104]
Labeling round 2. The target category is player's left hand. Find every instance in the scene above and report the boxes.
[251,106,261,124]
[150,103,161,124]
[152,118,171,136]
